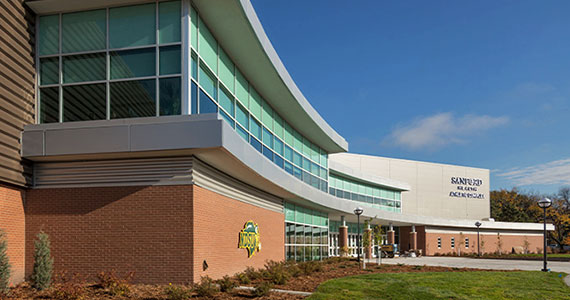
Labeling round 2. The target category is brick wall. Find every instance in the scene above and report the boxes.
[0,184,25,284]
[26,185,194,284]
[424,232,543,256]
[192,185,284,281]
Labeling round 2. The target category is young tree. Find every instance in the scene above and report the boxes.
[372,225,385,264]
[0,230,11,294]
[496,233,503,255]
[457,232,465,256]
[31,231,54,290]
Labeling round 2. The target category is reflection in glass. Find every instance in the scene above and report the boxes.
[40,58,59,85]
[63,84,106,122]
[159,77,181,115]
[63,53,106,83]
[40,88,59,123]
[110,79,156,119]
[110,3,156,48]
[62,9,106,53]
[111,48,155,79]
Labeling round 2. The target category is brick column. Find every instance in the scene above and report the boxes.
[387,230,395,244]
[410,225,417,251]
[364,227,372,259]
[387,223,395,245]
[339,226,348,256]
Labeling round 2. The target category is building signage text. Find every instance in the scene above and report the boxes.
[449,177,485,199]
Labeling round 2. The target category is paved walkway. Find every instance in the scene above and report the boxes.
[368,256,570,273]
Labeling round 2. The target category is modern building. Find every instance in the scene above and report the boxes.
[0,0,552,285]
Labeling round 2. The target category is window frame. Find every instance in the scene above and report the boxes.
[36,0,184,123]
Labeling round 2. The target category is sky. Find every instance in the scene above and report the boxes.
[250,0,570,195]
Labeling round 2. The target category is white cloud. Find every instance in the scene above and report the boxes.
[386,112,509,150]
[496,158,570,186]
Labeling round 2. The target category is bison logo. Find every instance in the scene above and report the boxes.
[238,221,261,258]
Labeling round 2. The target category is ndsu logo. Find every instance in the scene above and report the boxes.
[238,220,261,258]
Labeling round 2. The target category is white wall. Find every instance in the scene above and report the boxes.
[330,153,490,220]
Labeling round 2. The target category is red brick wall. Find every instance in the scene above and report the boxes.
[424,232,543,256]
[26,185,194,284]
[0,184,25,284]
[192,185,284,281]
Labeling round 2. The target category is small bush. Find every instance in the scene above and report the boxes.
[51,273,86,300]
[217,275,237,293]
[263,260,289,285]
[252,281,272,297]
[236,272,251,284]
[31,231,54,290]
[194,276,219,298]
[283,261,301,277]
[0,230,11,295]
[397,263,404,267]
[163,283,192,300]
[97,271,133,297]
[298,261,322,276]
[412,265,423,270]
[244,266,262,281]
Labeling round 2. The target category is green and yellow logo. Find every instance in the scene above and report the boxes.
[238,220,261,258]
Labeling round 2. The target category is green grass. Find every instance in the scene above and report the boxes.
[510,253,570,258]
[308,271,569,300]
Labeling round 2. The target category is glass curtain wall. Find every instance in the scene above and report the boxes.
[37,1,183,123]
[284,203,328,261]
[190,5,329,193]
[37,1,332,193]
[328,173,402,212]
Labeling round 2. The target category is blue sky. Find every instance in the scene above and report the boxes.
[251,0,570,195]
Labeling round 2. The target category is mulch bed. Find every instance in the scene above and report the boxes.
[3,259,505,299]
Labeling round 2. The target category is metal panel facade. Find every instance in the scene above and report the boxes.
[0,0,35,186]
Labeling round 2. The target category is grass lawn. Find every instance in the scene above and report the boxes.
[511,253,570,258]
[308,271,569,300]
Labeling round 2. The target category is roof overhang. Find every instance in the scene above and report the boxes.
[26,0,349,153]
[21,116,553,232]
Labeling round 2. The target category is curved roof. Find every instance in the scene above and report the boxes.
[27,0,349,153]
[193,0,348,153]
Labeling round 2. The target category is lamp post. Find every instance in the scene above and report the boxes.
[538,197,552,272]
[354,207,364,267]
[474,221,481,256]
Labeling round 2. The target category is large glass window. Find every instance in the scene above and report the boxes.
[111,80,156,119]
[62,9,106,53]
[109,3,156,48]
[284,202,328,261]
[37,1,182,123]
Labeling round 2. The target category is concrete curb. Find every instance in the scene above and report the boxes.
[564,275,570,288]
[237,286,313,296]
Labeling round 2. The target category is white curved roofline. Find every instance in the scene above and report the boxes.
[27,0,349,153]
[329,160,411,191]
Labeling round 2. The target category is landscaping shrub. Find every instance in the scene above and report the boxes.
[97,270,134,297]
[252,281,272,297]
[263,260,289,285]
[413,265,423,270]
[217,275,237,293]
[194,276,219,298]
[163,283,192,300]
[52,272,86,300]
[0,230,11,295]
[236,272,251,284]
[298,261,322,275]
[31,231,54,290]
[244,266,262,281]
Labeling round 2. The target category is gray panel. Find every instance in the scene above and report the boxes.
[130,120,223,151]
[21,131,44,157]
[45,126,130,155]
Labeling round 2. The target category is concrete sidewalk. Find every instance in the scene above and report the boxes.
[368,256,570,273]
